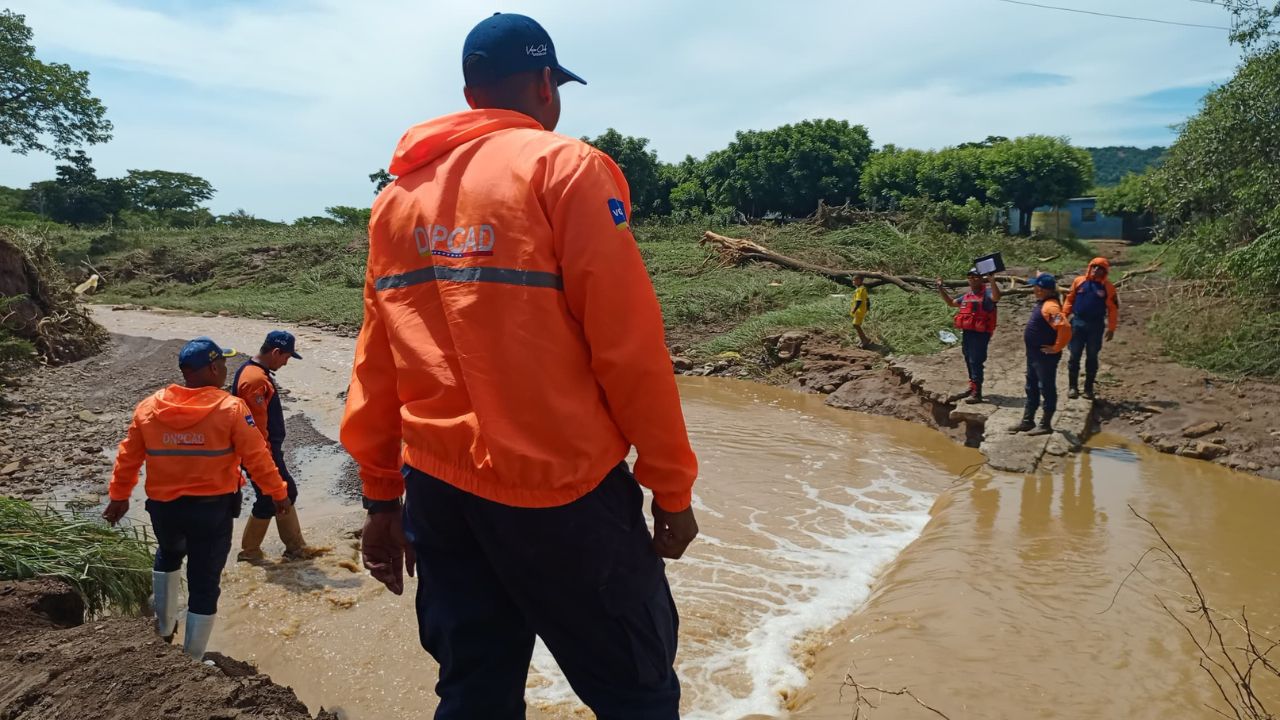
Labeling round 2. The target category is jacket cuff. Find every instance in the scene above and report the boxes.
[653,488,693,513]
[361,469,406,502]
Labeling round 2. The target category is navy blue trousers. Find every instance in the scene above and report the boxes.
[1024,351,1063,426]
[1068,317,1106,389]
[146,493,237,615]
[248,443,298,519]
[961,330,992,391]
[403,463,681,720]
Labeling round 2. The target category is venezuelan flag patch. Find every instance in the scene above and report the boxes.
[607,198,628,230]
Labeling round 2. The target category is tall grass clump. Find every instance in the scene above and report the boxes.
[0,497,155,616]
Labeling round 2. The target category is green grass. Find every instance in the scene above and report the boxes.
[1149,295,1280,379]
[46,220,1096,363]
[0,497,155,616]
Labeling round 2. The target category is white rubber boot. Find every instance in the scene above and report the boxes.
[182,612,216,660]
[152,570,181,640]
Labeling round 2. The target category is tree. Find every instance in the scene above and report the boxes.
[24,151,127,225]
[1096,171,1154,217]
[325,205,371,227]
[370,169,393,194]
[860,145,926,208]
[705,119,873,218]
[1149,47,1280,253]
[123,169,215,213]
[918,146,990,205]
[1086,146,1167,187]
[216,209,284,228]
[982,136,1094,235]
[0,10,112,157]
[1225,1,1280,53]
[583,129,663,219]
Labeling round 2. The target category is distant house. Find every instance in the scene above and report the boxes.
[1008,197,1150,241]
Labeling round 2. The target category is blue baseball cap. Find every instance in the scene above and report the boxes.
[462,13,586,87]
[264,330,302,360]
[1027,273,1057,289]
[178,337,236,370]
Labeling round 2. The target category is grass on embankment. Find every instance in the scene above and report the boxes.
[43,220,1094,362]
[0,497,155,616]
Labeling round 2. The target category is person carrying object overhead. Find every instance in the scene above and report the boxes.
[233,330,316,562]
[1015,273,1072,436]
[937,268,1002,404]
[1062,257,1120,400]
[103,337,292,661]
[340,11,700,719]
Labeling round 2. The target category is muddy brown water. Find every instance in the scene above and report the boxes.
[92,308,1280,719]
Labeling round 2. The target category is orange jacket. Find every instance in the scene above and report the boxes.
[1039,298,1073,354]
[235,363,274,441]
[340,109,698,511]
[1063,257,1120,332]
[109,385,287,502]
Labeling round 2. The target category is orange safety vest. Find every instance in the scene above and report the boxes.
[109,385,287,502]
[340,109,698,512]
[954,290,998,334]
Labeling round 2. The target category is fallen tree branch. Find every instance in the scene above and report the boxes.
[1115,263,1163,289]
[1107,506,1279,720]
[841,676,953,719]
[700,231,1034,294]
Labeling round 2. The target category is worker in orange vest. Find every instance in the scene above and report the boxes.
[233,330,311,561]
[103,337,291,661]
[1015,274,1073,436]
[341,13,698,718]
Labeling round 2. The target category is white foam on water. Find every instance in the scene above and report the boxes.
[526,464,935,719]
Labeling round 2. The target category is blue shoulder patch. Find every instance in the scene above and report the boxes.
[607,198,628,230]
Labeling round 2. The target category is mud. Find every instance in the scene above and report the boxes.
[0,580,338,720]
[678,241,1280,481]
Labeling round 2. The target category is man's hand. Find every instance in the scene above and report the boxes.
[1040,346,1062,355]
[362,509,415,595]
[651,500,699,560]
[102,499,128,526]
[274,497,294,516]
[1105,330,1115,342]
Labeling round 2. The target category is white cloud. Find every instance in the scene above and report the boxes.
[1,0,1241,220]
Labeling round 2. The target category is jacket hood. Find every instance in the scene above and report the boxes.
[1088,257,1111,276]
[388,109,544,177]
[149,385,226,429]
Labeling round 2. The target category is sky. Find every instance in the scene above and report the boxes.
[0,0,1245,221]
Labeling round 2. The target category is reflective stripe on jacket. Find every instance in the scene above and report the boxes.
[340,109,698,512]
[109,385,287,502]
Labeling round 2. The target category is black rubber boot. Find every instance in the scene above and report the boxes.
[1068,387,1080,400]
[1083,383,1095,400]
[1012,417,1036,433]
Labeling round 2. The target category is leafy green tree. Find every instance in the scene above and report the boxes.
[326,205,371,227]
[860,145,926,208]
[294,215,340,228]
[705,119,873,217]
[216,209,284,228]
[123,170,215,213]
[24,152,127,225]
[1228,1,1279,53]
[370,169,393,194]
[1096,171,1154,217]
[1149,47,1280,255]
[918,146,990,205]
[583,129,663,219]
[0,10,112,157]
[982,136,1094,235]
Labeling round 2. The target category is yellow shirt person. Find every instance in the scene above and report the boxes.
[849,275,872,347]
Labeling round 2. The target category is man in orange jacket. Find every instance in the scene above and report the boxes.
[103,337,292,661]
[341,13,698,718]
[1063,257,1120,400]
